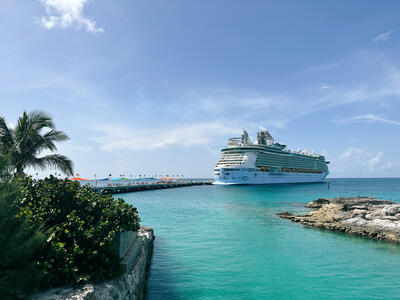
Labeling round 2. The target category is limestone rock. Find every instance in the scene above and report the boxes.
[278,197,400,243]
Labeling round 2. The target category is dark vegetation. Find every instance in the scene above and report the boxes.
[0,156,43,300]
[0,111,141,298]
[19,175,140,289]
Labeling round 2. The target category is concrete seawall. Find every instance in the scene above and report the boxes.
[31,227,154,300]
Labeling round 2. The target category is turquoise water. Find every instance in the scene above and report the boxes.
[122,178,400,299]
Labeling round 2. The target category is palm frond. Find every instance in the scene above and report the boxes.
[30,130,70,155]
[43,129,69,145]
[27,110,55,131]
[5,111,73,175]
[31,154,74,176]
[0,117,15,154]
[14,111,57,158]
[14,111,55,146]
[14,112,29,147]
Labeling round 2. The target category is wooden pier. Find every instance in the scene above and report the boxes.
[92,180,213,194]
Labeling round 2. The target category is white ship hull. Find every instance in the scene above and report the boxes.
[214,168,328,185]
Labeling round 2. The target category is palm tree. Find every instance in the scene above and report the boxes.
[0,110,74,176]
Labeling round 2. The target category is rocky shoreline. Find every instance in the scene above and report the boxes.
[278,196,400,243]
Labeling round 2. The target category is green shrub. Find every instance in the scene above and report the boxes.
[18,175,140,288]
[0,156,44,299]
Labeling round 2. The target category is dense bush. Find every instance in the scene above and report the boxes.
[0,156,44,299]
[18,175,141,288]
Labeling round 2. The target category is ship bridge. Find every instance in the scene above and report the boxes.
[215,152,246,168]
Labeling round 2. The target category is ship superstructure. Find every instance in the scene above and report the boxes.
[214,129,329,184]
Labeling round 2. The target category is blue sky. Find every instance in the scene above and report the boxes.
[1,0,400,178]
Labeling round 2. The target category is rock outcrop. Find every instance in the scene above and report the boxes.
[278,196,400,243]
[31,226,154,300]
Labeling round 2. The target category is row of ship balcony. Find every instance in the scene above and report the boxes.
[215,167,325,174]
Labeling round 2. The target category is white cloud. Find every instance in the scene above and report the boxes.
[365,151,382,171]
[372,31,393,43]
[23,73,109,109]
[197,95,288,128]
[305,65,400,123]
[39,0,103,32]
[200,96,277,111]
[177,58,400,131]
[333,147,400,176]
[302,62,339,74]
[67,144,92,153]
[300,54,400,109]
[175,89,291,129]
[339,147,365,159]
[319,84,332,91]
[92,122,240,152]
[335,114,400,126]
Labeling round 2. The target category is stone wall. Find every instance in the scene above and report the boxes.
[31,226,154,300]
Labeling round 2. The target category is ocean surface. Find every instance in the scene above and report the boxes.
[122,178,400,299]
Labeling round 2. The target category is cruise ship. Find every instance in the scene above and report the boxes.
[213,129,329,185]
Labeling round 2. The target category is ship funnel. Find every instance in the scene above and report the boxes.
[257,127,274,145]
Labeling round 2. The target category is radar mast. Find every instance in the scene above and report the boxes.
[241,130,251,145]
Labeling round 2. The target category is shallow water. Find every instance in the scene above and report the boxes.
[122,178,400,299]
